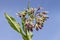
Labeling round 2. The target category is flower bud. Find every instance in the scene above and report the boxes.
[31,8,35,14]
[36,27,39,31]
[39,27,42,29]
[17,11,27,18]
[42,11,48,14]
[30,28,33,31]
[37,6,43,11]
[35,24,39,31]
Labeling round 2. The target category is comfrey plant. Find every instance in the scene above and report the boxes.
[4,0,49,40]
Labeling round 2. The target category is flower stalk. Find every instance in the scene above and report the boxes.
[4,0,49,40]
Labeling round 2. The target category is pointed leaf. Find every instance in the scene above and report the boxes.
[4,13,22,33]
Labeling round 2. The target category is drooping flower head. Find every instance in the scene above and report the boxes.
[17,6,49,31]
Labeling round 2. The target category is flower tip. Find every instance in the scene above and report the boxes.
[36,27,39,31]
[42,11,48,14]
[39,27,42,29]
[37,6,43,11]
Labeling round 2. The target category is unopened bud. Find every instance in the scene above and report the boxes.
[37,6,43,11]
[42,11,48,14]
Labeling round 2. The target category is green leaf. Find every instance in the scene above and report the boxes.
[4,13,26,39]
[4,13,23,34]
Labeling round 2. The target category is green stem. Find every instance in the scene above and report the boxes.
[22,31,32,40]
[27,0,30,10]
[26,31,32,40]
[22,0,32,40]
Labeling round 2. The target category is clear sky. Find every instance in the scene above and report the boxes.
[0,0,60,40]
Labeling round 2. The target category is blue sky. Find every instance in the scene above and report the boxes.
[0,0,60,40]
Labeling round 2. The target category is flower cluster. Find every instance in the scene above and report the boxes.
[17,7,49,31]
[35,11,49,31]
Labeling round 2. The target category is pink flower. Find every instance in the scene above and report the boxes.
[42,11,48,14]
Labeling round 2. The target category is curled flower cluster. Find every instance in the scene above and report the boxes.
[35,11,49,31]
[25,19,34,31]
[17,7,49,31]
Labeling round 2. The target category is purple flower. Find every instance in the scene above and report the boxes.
[25,20,34,31]
[42,11,48,14]
[17,7,49,32]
